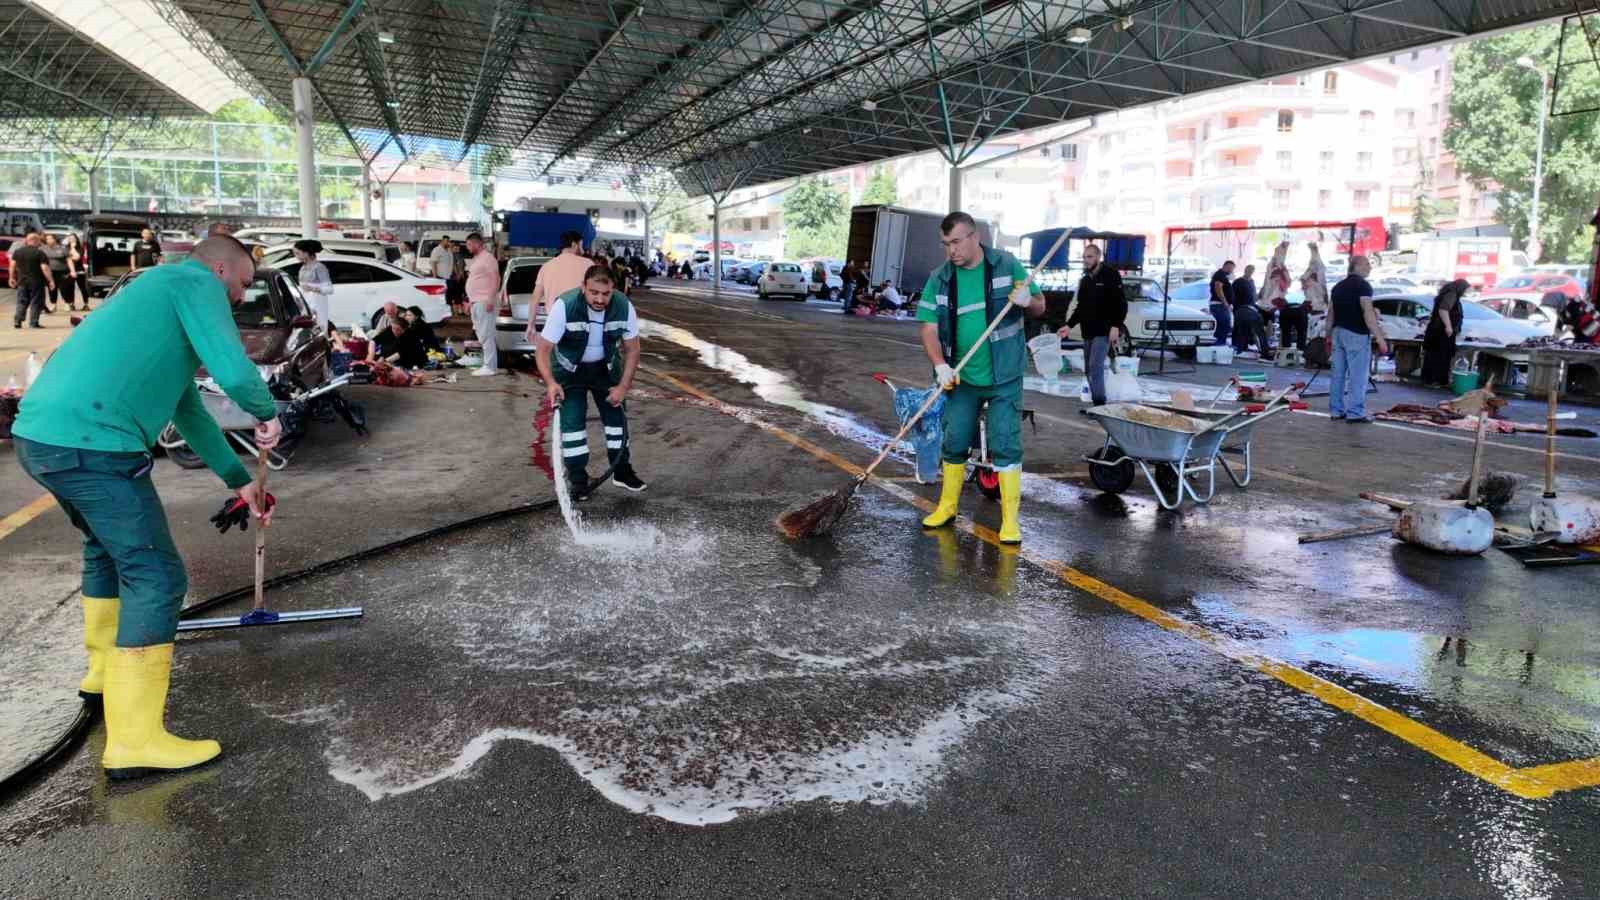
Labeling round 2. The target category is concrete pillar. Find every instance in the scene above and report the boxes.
[378,186,387,231]
[361,164,373,234]
[88,166,100,214]
[292,77,318,239]
[712,199,722,292]
[641,207,651,260]
[210,123,223,211]
[948,164,962,214]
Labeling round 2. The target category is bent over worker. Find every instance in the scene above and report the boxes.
[535,264,648,496]
[916,212,1043,544]
[11,236,281,781]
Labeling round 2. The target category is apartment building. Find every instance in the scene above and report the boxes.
[1387,45,1500,230]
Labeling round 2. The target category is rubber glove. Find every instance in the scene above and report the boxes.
[935,363,959,390]
[1009,283,1034,308]
[210,491,276,534]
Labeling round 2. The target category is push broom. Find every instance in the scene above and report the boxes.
[179,451,363,631]
[777,227,1073,540]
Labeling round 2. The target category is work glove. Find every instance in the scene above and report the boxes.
[210,491,276,535]
[1009,284,1034,308]
[935,363,959,391]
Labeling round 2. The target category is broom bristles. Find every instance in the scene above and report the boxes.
[777,482,860,539]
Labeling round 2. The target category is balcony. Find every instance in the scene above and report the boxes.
[1165,139,1198,161]
[1204,126,1266,153]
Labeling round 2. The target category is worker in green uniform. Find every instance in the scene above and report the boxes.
[916,212,1043,544]
[11,236,280,781]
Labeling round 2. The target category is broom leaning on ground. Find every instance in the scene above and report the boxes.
[777,228,1072,540]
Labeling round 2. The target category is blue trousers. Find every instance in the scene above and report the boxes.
[1209,303,1232,347]
[1329,327,1373,419]
[1085,336,1110,405]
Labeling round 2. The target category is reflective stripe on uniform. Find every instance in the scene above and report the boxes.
[990,275,1012,289]
[561,444,588,457]
[606,440,624,449]
[935,294,949,307]
[561,431,586,442]
[566,323,589,333]
[603,321,630,332]
[604,426,624,435]
[956,302,985,315]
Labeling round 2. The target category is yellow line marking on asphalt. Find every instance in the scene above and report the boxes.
[0,493,58,543]
[642,365,1587,800]
[1516,756,1600,792]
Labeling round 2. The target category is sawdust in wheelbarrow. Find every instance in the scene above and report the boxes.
[1096,403,1210,432]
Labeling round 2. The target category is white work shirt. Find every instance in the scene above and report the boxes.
[541,298,639,362]
[881,285,902,306]
[429,245,454,279]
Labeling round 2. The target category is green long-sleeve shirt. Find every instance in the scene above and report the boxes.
[13,258,276,489]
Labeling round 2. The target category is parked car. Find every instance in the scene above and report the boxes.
[757,261,809,299]
[734,261,769,285]
[1489,272,1583,303]
[494,255,550,358]
[0,234,24,282]
[805,259,844,300]
[1308,293,1548,347]
[1058,276,1215,354]
[1474,295,1559,330]
[160,240,196,265]
[261,238,403,267]
[83,213,151,296]
[270,253,450,329]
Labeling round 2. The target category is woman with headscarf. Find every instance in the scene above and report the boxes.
[293,239,333,330]
[1420,279,1471,387]
[64,233,88,309]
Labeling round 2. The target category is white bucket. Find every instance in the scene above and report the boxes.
[1530,495,1600,544]
[1028,334,1063,380]
[1394,501,1493,555]
[1064,349,1085,372]
[1196,346,1217,364]
[1113,356,1138,376]
[1212,346,1234,365]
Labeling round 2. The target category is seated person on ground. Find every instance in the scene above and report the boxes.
[877,281,906,313]
[403,305,444,353]
[370,317,429,368]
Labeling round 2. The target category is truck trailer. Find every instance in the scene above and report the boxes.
[845,204,992,296]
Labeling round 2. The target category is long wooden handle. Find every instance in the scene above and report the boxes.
[854,228,1073,482]
[1545,386,1558,497]
[252,451,269,613]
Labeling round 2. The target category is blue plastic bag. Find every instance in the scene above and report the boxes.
[893,384,945,484]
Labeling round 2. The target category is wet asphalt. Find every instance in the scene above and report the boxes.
[2,281,1599,898]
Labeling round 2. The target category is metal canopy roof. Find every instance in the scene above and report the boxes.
[1,0,1579,194]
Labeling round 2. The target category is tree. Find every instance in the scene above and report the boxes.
[213,99,282,126]
[860,166,898,205]
[1446,25,1600,262]
[1411,155,1436,233]
[781,176,845,232]
[785,219,848,260]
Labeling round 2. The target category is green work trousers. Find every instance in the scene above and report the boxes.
[14,438,188,647]
[558,361,629,479]
[941,377,1023,471]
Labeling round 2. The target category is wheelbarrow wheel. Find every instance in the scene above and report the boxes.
[1088,446,1135,493]
[1154,462,1182,498]
[976,467,1000,501]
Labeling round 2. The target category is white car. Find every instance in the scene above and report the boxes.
[758,261,809,299]
[262,239,404,267]
[805,259,844,299]
[270,253,450,329]
[1308,293,1547,347]
[495,255,550,357]
[1058,275,1215,353]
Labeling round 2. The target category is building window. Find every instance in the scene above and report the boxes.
[1273,189,1292,210]
[1123,198,1154,216]
[1399,109,1415,129]
[1099,135,1112,152]
[1392,147,1415,166]
[1428,137,1438,156]
[1062,175,1077,191]
[759,216,769,230]
[1323,72,1338,95]
[1319,151,1335,174]
[1356,152,1373,172]
[1060,143,1078,161]
[1433,67,1442,85]
[1276,150,1293,173]
[622,209,638,225]
[1040,147,1051,157]
[1353,189,1371,209]
[1277,109,1294,132]
[740,217,751,231]
[1391,189,1413,207]
[1318,189,1332,209]
[1225,115,1239,129]
[1358,110,1376,134]
[1430,102,1439,122]
[585,208,599,223]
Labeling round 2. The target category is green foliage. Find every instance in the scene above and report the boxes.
[1446,25,1600,262]
[213,99,283,126]
[785,219,848,260]
[656,184,705,233]
[781,177,845,232]
[860,166,898,205]
[1411,157,1436,232]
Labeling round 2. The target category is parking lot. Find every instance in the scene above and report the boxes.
[4,283,1598,898]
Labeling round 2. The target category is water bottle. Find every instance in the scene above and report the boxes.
[24,352,40,388]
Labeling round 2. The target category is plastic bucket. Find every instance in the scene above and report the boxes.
[1196,346,1217,364]
[1213,346,1234,365]
[1113,356,1138,375]
[1450,369,1480,396]
[1064,349,1085,372]
[1028,334,1064,380]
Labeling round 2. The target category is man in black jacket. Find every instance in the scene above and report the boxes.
[1058,243,1127,407]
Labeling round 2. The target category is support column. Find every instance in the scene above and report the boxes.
[712,199,722,292]
[292,77,318,239]
[88,167,100,214]
[361,164,373,234]
[948,164,962,213]
[211,123,223,212]
[641,207,651,260]
[378,186,387,231]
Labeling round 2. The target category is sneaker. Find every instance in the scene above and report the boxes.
[1346,415,1373,424]
[613,464,648,492]
[569,473,592,500]
[471,366,498,377]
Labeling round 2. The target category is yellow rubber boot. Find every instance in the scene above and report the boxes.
[102,644,221,781]
[79,595,120,703]
[998,469,1023,544]
[921,463,966,528]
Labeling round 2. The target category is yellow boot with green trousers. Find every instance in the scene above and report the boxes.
[921,463,966,528]
[102,644,221,780]
[78,595,119,703]
[998,469,1022,544]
